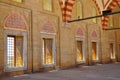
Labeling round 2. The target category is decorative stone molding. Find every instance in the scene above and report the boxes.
[41,21,56,34]
[76,27,85,38]
[4,30,27,72]
[4,12,27,30]
[91,30,97,38]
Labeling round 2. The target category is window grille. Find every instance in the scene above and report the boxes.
[7,36,23,68]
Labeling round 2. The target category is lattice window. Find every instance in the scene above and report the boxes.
[43,0,52,11]
[7,37,15,68]
[7,36,23,68]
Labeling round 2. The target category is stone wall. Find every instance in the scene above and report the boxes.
[0,0,120,76]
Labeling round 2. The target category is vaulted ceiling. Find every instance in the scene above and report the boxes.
[93,0,119,14]
[92,0,120,29]
[59,0,120,29]
[96,0,112,10]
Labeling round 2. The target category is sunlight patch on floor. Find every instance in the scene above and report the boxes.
[49,70,59,72]
[13,74,29,77]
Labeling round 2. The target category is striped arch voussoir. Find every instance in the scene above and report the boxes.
[59,0,75,22]
[92,0,101,14]
[102,0,118,30]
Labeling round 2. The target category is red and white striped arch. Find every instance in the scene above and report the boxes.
[102,0,118,30]
[59,0,75,22]
[59,0,119,29]
[92,0,101,14]
[92,0,119,30]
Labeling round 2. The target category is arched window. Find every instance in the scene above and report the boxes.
[12,0,22,3]
[109,15,113,27]
[76,0,83,18]
[43,0,52,11]
[92,7,97,23]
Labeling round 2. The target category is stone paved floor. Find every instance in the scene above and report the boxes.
[1,63,120,80]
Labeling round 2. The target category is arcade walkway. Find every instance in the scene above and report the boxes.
[1,63,120,80]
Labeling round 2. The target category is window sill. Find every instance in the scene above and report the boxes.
[77,61,86,64]
[92,59,99,62]
[5,67,27,72]
[42,64,55,67]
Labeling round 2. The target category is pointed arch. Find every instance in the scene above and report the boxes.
[4,12,27,30]
[76,0,83,18]
[76,27,85,37]
[102,0,118,29]
[91,30,97,38]
[41,20,56,34]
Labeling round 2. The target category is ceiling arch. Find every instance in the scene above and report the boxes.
[93,0,119,30]
[93,0,113,13]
